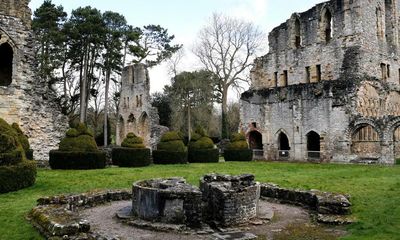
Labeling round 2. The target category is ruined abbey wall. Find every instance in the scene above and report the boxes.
[242,0,400,164]
[116,63,167,149]
[0,0,68,162]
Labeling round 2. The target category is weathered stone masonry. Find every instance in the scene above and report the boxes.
[241,0,400,164]
[0,0,68,162]
[116,63,168,149]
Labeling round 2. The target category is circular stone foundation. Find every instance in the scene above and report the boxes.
[131,177,203,227]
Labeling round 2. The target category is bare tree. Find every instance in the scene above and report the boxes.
[193,13,264,138]
[167,48,185,77]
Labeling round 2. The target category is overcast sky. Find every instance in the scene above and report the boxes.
[29,0,323,98]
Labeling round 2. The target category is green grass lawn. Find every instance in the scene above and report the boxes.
[0,162,399,240]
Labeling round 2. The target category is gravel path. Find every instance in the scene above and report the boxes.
[81,200,346,240]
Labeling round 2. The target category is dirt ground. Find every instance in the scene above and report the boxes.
[81,200,348,240]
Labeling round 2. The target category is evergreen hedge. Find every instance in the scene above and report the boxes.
[188,128,219,163]
[224,133,253,162]
[49,151,106,169]
[153,131,188,164]
[49,123,106,170]
[0,118,36,193]
[0,160,36,193]
[112,133,151,167]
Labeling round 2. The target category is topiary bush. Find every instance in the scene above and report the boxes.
[153,131,187,164]
[0,118,36,193]
[188,128,219,163]
[49,123,106,170]
[11,123,34,160]
[224,133,252,162]
[112,133,151,167]
[396,159,400,165]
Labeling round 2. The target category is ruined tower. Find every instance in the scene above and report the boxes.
[241,0,400,164]
[0,0,68,162]
[116,63,168,149]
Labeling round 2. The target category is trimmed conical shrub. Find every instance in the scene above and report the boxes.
[224,133,252,162]
[188,128,219,163]
[112,133,150,167]
[153,131,187,164]
[0,118,36,193]
[49,123,106,169]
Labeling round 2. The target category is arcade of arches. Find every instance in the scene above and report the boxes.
[351,125,381,158]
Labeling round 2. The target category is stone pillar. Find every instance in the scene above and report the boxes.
[379,141,395,165]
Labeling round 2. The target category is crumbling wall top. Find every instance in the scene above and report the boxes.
[0,0,31,26]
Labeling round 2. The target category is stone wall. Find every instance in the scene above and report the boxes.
[116,63,168,149]
[200,174,260,226]
[241,0,400,164]
[0,0,68,162]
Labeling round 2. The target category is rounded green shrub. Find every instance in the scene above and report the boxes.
[0,118,36,193]
[49,124,106,170]
[153,131,188,164]
[189,137,215,150]
[224,132,252,161]
[160,131,183,142]
[11,123,30,153]
[121,133,145,149]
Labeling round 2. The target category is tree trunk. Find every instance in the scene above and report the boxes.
[221,87,229,139]
[104,70,111,147]
[80,47,89,123]
[188,94,191,141]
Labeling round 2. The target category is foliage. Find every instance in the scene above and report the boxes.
[151,92,172,127]
[165,70,218,135]
[112,147,150,167]
[121,133,145,149]
[11,123,30,153]
[157,140,186,152]
[188,149,219,163]
[396,159,400,165]
[230,132,246,142]
[0,160,36,193]
[189,137,215,150]
[0,163,400,239]
[49,150,106,169]
[152,150,187,164]
[224,149,252,162]
[128,24,182,67]
[160,131,183,142]
[58,124,98,152]
[0,150,23,166]
[226,132,249,151]
[194,13,264,138]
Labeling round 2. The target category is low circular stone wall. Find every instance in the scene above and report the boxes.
[132,178,202,227]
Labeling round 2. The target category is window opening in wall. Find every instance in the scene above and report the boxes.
[398,69,400,84]
[385,0,394,43]
[322,9,333,42]
[294,19,301,48]
[0,43,13,86]
[376,7,384,39]
[305,66,311,83]
[283,70,288,86]
[381,63,387,81]
[307,131,321,159]
[252,122,257,128]
[387,64,391,78]
[136,95,139,107]
[274,72,278,87]
[316,65,322,82]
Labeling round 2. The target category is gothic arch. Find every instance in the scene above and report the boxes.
[138,112,149,140]
[127,113,136,134]
[383,116,400,142]
[290,14,302,49]
[320,6,333,43]
[0,42,13,86]
[118,116,125,141]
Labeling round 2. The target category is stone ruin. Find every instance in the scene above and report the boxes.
[0,0,68,162]
[116,63,168,149]
[130,174,260,228]
[241,0,400,165]
[28,174,353,239]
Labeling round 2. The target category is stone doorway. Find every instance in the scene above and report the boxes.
[307,131,320,159]
[0,43,13,86]
[278,132,290,159]
[249,131,263,158]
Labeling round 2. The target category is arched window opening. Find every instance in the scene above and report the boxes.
[321,9,333,43]
[351,125,381,159]
[385,0,394,43]
[127,114,136,134]
[278,132,290,159]
[0,43,13,86]
[394,127,400,158]
[376,7,385,39]
[307,131,320,159]
[278,132,290,150]
[249,131,263,150]
[294,19,301,48]
[139,112,149,141]
[118,116,125,144]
